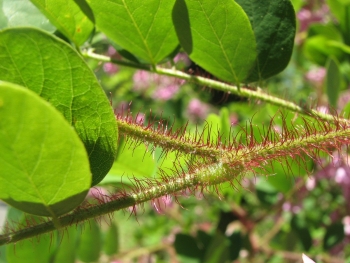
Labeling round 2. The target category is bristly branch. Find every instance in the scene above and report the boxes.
[116,111,350,166]
[1,113,348,245]
[83,49,350,124]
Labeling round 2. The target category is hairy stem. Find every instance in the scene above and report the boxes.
[1,117,350,245]
[0,163,235,246]
[83,49,348,124]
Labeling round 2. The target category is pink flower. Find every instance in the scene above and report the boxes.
[133,70,153,91]
[152,195,173,214]
[103,62,118,75]
[305,67,326,87]
[174,52,191,67]
[187,99,210,120]
[152,84,179,101]
[297,4,329,32]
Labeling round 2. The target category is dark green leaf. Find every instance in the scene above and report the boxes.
[174,233,201,263]
[87,0,179,65]
[291,215,312,251]
[228,232,241,260]
[235,0,296,82]
[203,232,230,263]
[0,27,118,185]
[30,0,94,45]
[173,0,257,84]
[0,82,90,216]
[323,222,345,250]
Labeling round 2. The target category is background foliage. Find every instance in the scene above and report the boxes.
[0,0,349,262]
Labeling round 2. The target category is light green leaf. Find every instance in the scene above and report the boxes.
[0,27,118,185]
[30,0,94,45]
[325,57,341,108]
[173,0,257,84]
[107,138,157,182]
[0,0,55,31]
[235,0,296,82]
[0,81,90,217]
[87,0,179,65]
[303,25,345,66]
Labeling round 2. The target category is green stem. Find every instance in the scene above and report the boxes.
[118,112,350,163]
[83,49,348,124]
[1,119,349,245]
[0,163,234,246]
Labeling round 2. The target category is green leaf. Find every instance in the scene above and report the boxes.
[220,108,230,143]
[326,0,350,45]
[108,138,157,182]
[202,232,230,263]
[87,0,179,65]
[103,221,119,256]
[323,223,345,250]
[325,57,341,108]
[52,226,78,263]
[291,215,312,251]
[0,0,55,31]
[77,220,102,263]
[172,0,257,84]
[6,233,52,263]
[235,0,296,82]
[303,25,345,66]
[5,210,57,262]
[174,233,201,263]
[0,82,91,216]
[30,0,94,45]
[0,27,118,185]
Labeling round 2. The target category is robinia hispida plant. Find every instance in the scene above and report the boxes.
[0,0,348,259]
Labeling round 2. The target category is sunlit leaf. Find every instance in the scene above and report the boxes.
[0,27,118,185]
[0,82,90,216]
